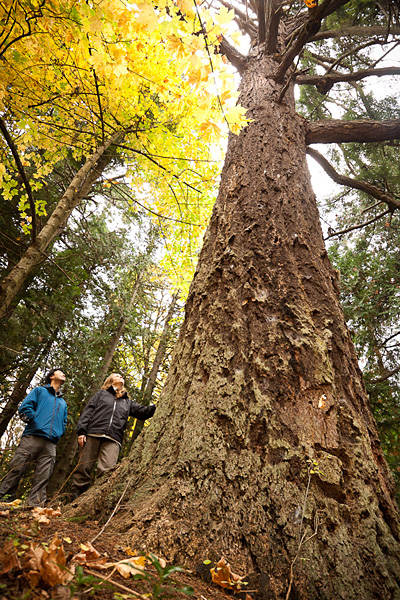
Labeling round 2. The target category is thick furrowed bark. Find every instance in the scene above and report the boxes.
[68,56,400,600]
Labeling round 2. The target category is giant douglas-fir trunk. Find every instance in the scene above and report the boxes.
[70,52,400,599]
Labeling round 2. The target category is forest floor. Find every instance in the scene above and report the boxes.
[0,503,242,600]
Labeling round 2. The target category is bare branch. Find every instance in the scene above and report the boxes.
[296,66,400,94]
[217,0,258,38]
[379,331,400,349]
[115,143,202,193]
[92,69,105,143]
[370,365,400,384]
[306,147,400,212]
[306,119,400,144]
[325,209,390,239]
[310,25,400,42]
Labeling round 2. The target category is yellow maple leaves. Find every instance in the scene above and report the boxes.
[0,0,248,291]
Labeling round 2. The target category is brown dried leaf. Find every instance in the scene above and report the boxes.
[80,559,110,570]
[22,543,44,572]
[210,558,243,592]
[30,519,41,536]
[0,540,21,575]
[50,585,73,600]
[25,569,42,588]
[22,537,74,587]
[40,542,74,586]
[0,510,10,517]
[114,556,146,579]
[148,554,166,569]
[32,507,62,524]
[72,541,102,564]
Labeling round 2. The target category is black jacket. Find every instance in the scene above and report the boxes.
[76,386,156,445]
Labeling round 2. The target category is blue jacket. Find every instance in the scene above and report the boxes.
[19,384,67,444]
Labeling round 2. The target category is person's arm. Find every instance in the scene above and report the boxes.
[129,401,156,420]
[62,404,68,436]
[76,391,101,437]
[18,387,39,423]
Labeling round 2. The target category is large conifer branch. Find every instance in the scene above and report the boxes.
[295,66,400,93]
[219,37,247,72]
[310,25,400,41]
[306,147,400,212]
[256,0,266,44]
[265,0,282,54]
[306,119,400,144]
[275,0,351,82]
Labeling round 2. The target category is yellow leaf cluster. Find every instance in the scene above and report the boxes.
[0,0,247,290]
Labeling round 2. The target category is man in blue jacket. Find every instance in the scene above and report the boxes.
[0,368,67,507]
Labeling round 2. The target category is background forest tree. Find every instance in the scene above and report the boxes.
[65,1,400,600]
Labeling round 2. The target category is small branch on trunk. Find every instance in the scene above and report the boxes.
[0,117,37,242]
[370,365,400,385]
[306,118,400,144]
[324,209,391,240]
[295,66,400,94]
[379,331,400,349]
[306,147,400,212]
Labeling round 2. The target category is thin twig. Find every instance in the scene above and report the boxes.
[90,476,133,543]
[324,209,390,239]
[84,568,145,597]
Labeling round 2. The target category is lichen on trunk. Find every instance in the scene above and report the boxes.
[69,53,400,600]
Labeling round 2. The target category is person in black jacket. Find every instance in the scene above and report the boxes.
[71,373,155,499]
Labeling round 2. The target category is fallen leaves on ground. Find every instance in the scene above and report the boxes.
[0,509,244,600]
[22,536,75,587]
[113,555,146,578]
[72,544,151,578]
[0,499,22,508]
[210,557,245,592]
[0,539,21,575]
[31,506,62,524]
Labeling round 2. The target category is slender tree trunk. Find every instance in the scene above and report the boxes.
[0,131,124,321]
[48,278,141,496]
[0,335,57,438]
[68,55,400,599]
[126,291,179,450]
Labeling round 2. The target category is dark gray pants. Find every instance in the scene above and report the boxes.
[0,435,56,506]
[72,435,120,496]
